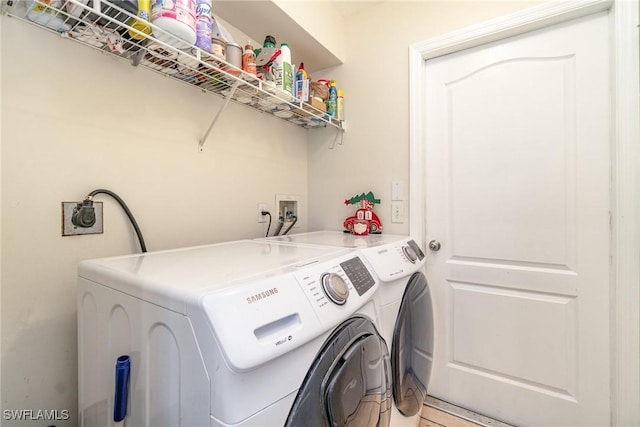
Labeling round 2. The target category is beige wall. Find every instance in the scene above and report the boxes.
[1,18,307,425]
[0,12,3,415]
[1,2,544,425]
[308,1,542,234]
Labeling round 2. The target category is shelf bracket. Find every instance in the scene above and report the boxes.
[131,39,148,67]
[199,79,241,152]
[338,121,346,145]
[328,123,345,150]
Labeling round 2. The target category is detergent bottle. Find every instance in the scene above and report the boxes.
[242,42,257,76]
[295,62,308,101]
[278,42,293,96]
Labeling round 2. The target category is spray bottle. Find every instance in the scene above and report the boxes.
[327,80,338,118]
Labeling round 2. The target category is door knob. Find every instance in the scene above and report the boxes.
[428,240,441,251]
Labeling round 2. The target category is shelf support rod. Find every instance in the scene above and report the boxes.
[199,79,241,152]
[328,123,345,150]
[329,129,340,150]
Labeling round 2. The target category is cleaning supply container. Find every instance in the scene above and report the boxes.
[194,0,212,51]
[226,42,243,74]
[151,0,197,49]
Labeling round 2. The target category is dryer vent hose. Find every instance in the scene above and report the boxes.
[83,189,147,253]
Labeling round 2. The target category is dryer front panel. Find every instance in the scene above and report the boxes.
[391,272,434,416]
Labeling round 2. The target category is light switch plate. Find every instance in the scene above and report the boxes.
[391,181,403,201]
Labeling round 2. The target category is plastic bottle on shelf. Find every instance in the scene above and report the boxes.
[151,0,197,49]
[272,41,285,92]
[242,42,257,76]
[194,0,212,51]
[263,35,276,48]
[327,80,338,118]
[295,62,308,101]
[128,0,152,40]
[296,62,307,81]
[27,0,71,32]
[278,42,293,96]
[261,35,278,89]
[337,89,344,121]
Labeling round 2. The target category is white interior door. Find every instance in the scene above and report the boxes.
[424,12,610,426]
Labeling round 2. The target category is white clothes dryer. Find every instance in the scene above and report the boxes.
[77,239,392,427]
[259,231,434,426]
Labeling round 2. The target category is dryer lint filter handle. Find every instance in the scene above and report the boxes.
[360,240,426,282]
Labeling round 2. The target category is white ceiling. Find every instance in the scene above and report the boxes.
[213,0,386,71]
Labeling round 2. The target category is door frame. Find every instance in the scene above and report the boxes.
[408,0,640,424]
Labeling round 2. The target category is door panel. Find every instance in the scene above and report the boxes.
[449,56,576,266]
[425,12,609,426]
[450,283,576,393]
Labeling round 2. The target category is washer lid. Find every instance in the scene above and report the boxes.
[259,230,410,249]
[285,316,391,427]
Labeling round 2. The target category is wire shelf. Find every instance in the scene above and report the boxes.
[1,0,344,137]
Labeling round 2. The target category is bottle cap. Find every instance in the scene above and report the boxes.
[263,35,276,47]
[338,89,343,96]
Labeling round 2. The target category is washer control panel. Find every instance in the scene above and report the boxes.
[401,240,426,264]
[402,245,418,263]
[360,239,426,282]
[294,255,377,313]
[321,273,349,305]
[340,256,376,296]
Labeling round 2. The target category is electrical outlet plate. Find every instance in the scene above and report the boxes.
[391,201,404,223]
[61,201,103,236]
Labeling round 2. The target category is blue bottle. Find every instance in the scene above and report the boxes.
[327,80,338,118]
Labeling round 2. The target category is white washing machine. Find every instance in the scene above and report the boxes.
[259,231,434,426]
[77,239,393,427]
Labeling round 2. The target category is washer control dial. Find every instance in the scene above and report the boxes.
[402,245,418,263]
[321,273,349,305]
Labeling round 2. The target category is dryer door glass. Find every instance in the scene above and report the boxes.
[391,272,434,416]
[285,316,391,427]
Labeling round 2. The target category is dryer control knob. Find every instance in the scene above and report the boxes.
[402,245,418,263]
[321,273,349,305]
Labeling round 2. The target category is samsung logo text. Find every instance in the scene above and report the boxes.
[246,288,279,304]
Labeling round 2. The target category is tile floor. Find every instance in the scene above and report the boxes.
[418,397,513,427]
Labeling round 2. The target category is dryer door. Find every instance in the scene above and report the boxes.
[285,316,391,427]
[391,272,434,416]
